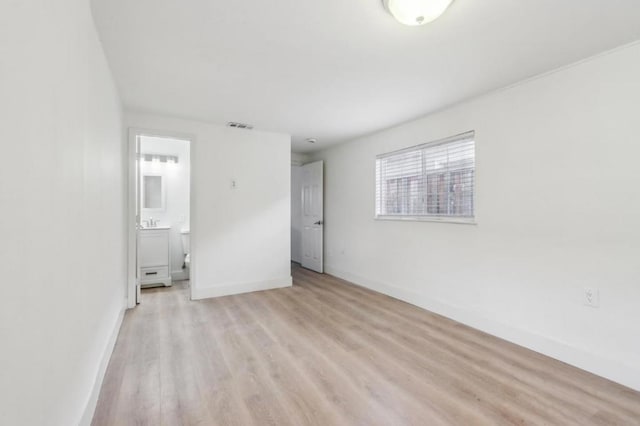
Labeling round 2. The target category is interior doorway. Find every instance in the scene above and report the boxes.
[300,160,324,273]
[128,129,193,307]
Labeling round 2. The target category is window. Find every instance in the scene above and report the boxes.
[375,131,475,222]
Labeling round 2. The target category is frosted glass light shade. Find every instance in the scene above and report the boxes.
[383,0,454,26]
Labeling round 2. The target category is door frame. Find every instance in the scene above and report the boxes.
[127,127,196,308]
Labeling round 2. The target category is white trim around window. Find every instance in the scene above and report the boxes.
[375,131,476,224]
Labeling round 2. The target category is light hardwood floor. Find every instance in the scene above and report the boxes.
[92,266,640,425]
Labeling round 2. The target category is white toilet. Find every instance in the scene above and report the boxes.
[180,228,190,272]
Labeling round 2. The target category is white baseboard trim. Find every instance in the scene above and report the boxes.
[324,264,640,392]
[78,299,127,426]
[191,276,292,300]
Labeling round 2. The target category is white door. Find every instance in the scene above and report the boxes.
[301,161,324,273]
[135,135,142,304]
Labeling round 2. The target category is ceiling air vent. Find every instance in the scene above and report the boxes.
[227,122,253,130]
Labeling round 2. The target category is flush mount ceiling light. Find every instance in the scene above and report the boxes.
[382,0,454,26]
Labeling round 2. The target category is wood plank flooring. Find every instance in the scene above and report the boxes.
[92,266,640,425]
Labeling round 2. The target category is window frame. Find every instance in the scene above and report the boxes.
[374,131,477,225]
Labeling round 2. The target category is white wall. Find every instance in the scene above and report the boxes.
[140,136,190,279]
[0,1,126,425]
[126,112,292,299]
[291,152,309,165]
[312,42,640,391]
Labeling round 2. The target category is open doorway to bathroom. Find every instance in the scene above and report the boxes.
[128,130,192,307]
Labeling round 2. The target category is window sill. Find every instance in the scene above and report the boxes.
[374,215,477,225]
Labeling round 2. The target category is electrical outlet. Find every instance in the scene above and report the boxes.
[583,287,599,308]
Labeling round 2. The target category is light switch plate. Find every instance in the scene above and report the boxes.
[583,287,599,308]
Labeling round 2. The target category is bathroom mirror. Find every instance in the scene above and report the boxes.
[142,174,165,210]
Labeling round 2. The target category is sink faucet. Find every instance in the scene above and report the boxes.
[143,218,157,228]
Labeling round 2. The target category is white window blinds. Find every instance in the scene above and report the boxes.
[375,131,475,221]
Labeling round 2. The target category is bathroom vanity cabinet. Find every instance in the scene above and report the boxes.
[139,227,172,287]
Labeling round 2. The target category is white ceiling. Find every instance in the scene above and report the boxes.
[91,0,640,153]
